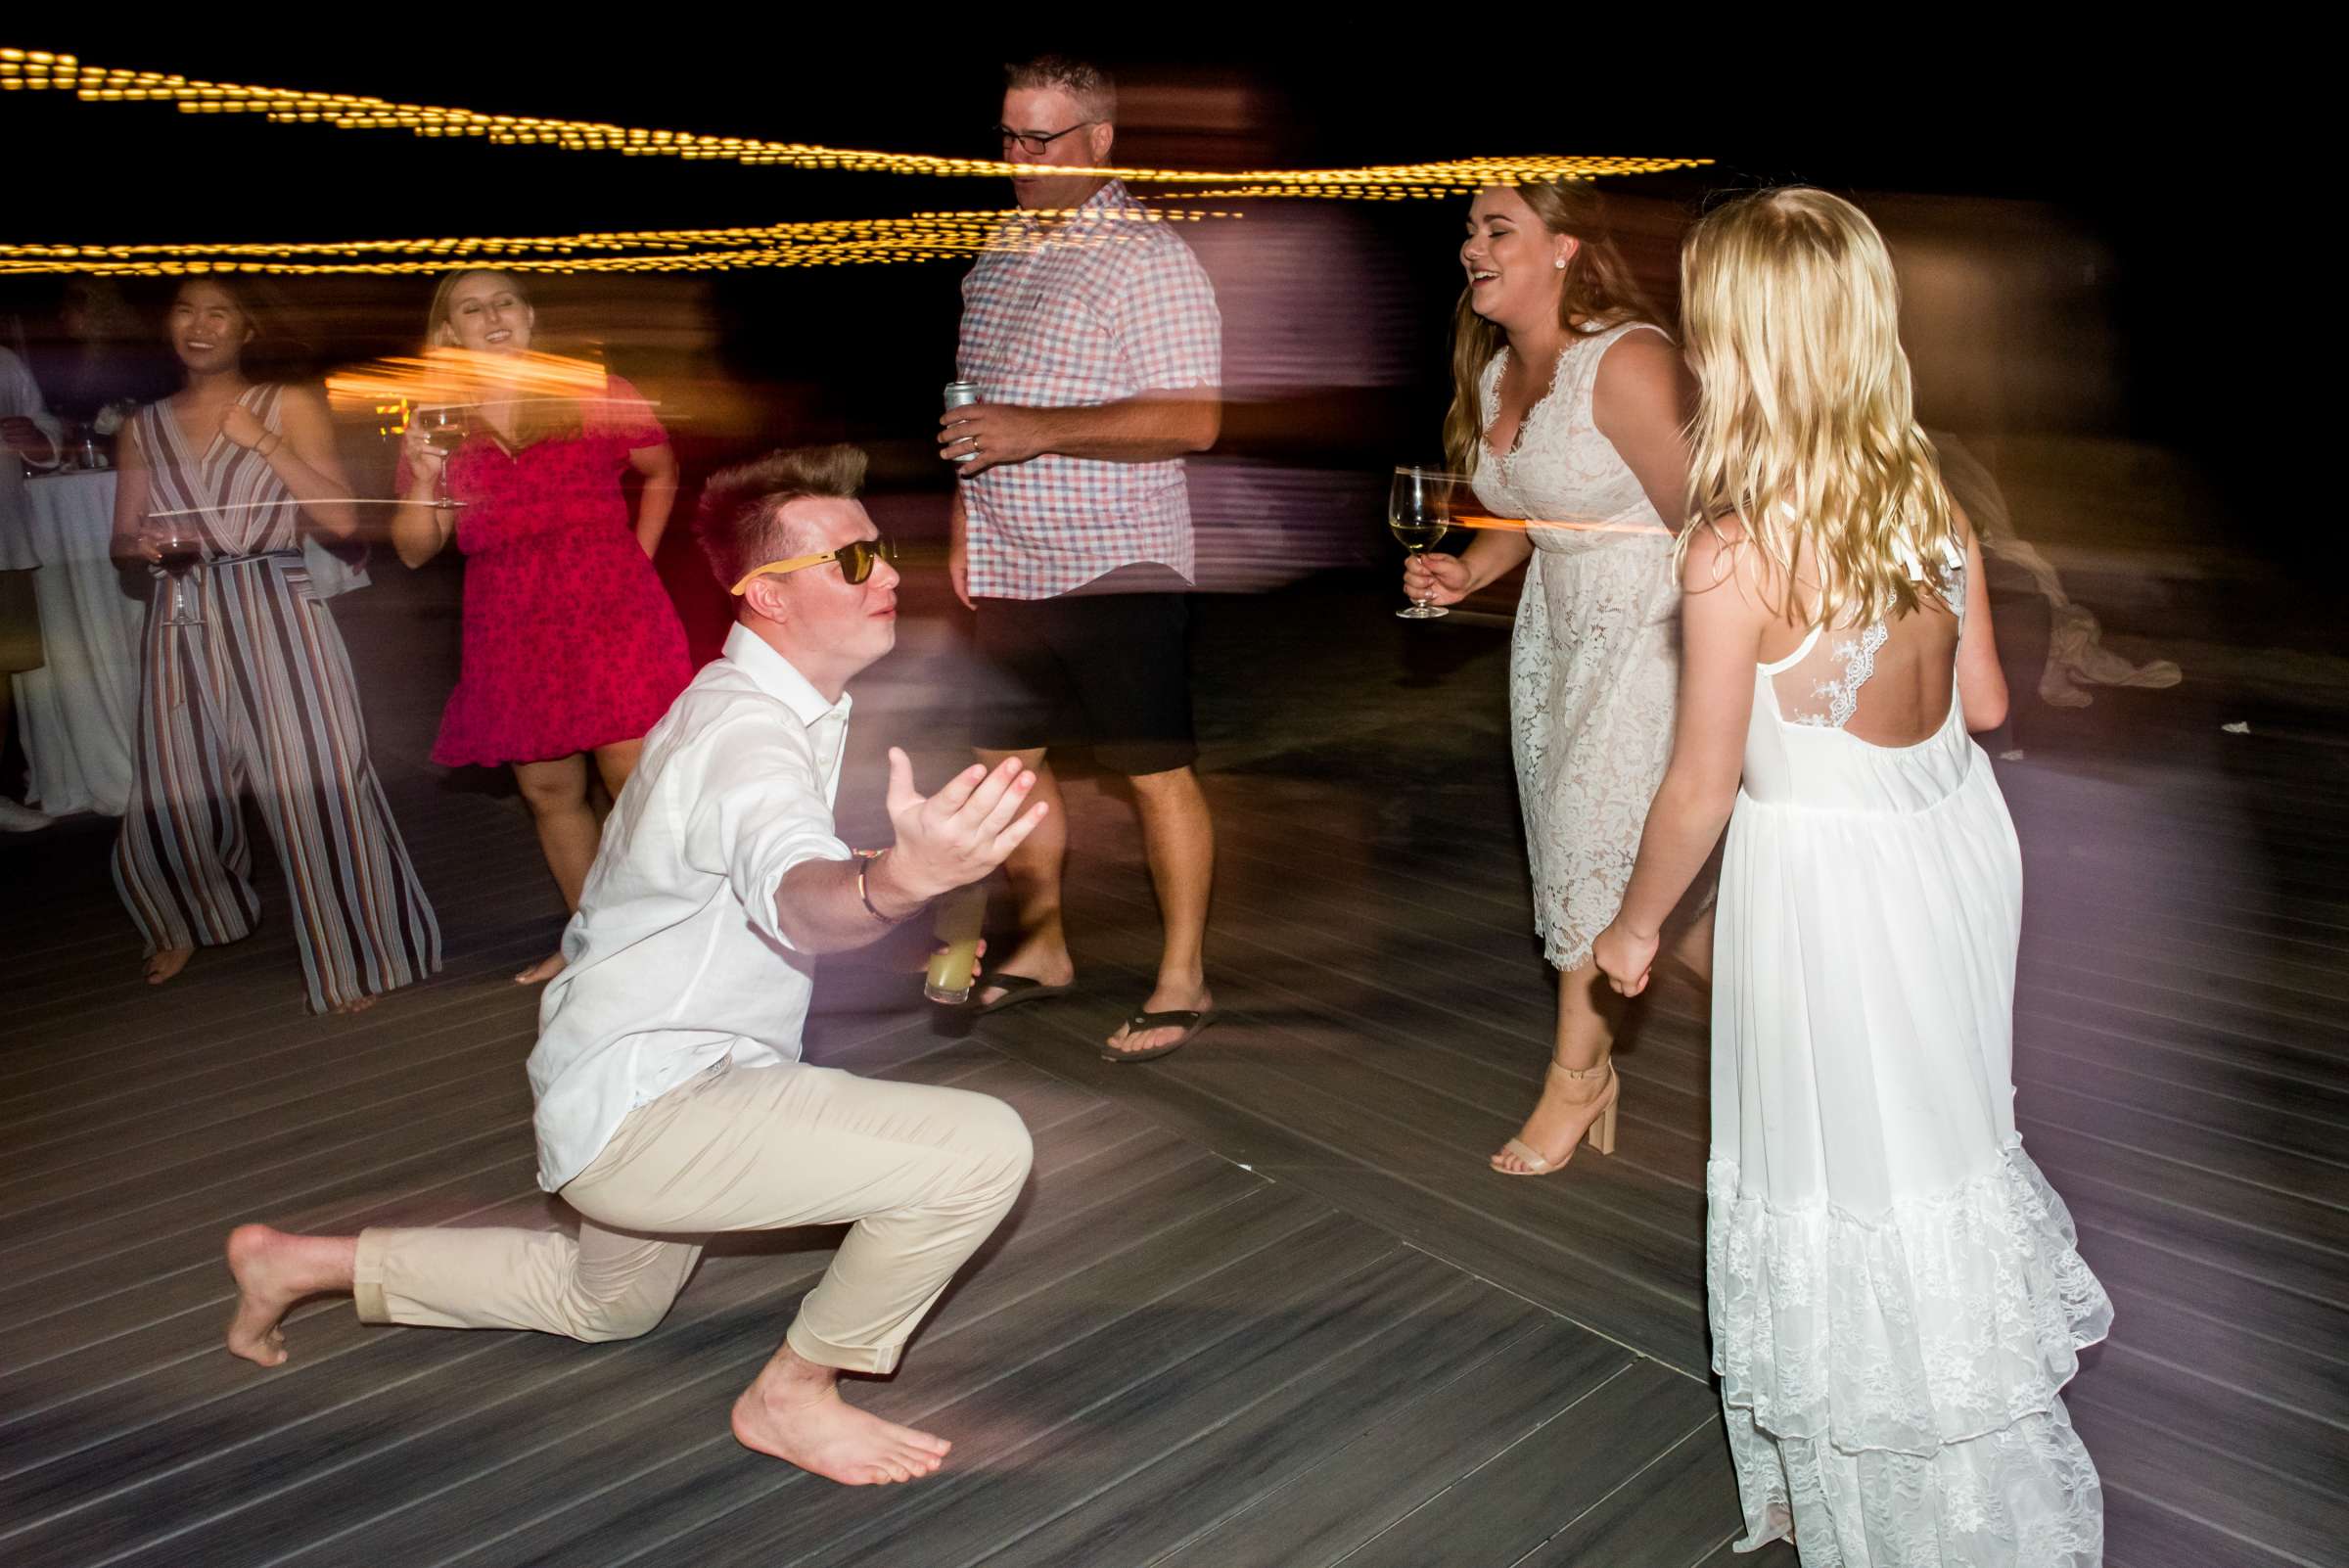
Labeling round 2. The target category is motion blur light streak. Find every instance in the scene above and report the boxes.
[2,44,1703,281]
[323,347,624,412]
[1454,513,1674,537]
[0,47,1706,190]
[0,208,1236,277]
[0,209,1214,263]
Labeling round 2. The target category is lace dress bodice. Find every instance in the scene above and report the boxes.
[1470,325,1672,555]
[1475,324,1686,972]
[1742,546,1976,814]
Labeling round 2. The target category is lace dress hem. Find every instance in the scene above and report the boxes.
[1707,1142,2112,1458]
[1725,1397,2105,1567]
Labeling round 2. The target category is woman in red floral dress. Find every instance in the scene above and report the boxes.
[391,269,693,985]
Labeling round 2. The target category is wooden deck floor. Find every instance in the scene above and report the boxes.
[3,576,2341,1567]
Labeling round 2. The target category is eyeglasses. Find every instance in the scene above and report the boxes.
[995,120,1099,157]
[730,536,898,595]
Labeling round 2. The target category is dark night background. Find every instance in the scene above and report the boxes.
[0,29,2305,578]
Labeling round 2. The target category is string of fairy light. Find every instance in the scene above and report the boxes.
[0,208,1230,277]
[0,47,1710,275]
[0,49,1701,184]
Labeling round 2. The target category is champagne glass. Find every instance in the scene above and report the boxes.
[149,515,205,626]
[419,405,469,510]
[1391,465,1454,620]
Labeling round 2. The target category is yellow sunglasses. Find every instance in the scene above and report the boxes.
[730,536,898,595]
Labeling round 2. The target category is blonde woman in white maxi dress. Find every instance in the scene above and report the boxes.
[1595,187,2109,1566]
[1406,181,1706,1176]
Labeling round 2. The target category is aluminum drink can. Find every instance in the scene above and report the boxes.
[944,381,980,461]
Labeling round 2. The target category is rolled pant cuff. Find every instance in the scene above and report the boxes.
[351,1227,392,1325]
[786,1316,901,1376]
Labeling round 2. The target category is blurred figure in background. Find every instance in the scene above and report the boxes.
[941,55,1222,1060]
[1593,187,2107,1565]
[1116,73,1421,590]
[34,278,177,428]
[110,278,439,1013]
[1933,431,2181,745]
[1,342,65,831]
[1885,205,2182,753]
[1404,182,1707,1175]
[392,268,692,987]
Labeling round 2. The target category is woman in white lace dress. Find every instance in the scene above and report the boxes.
[1594,188,2109,1566]
[1405,182,1706,1175]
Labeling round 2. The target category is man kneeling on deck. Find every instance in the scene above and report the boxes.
[222,444,1045,1486]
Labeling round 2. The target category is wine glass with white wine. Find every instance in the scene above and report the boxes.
[1390,465,1454,620]
[419,405,470,511]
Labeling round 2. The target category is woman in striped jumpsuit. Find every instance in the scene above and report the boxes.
[112,279,439,1015]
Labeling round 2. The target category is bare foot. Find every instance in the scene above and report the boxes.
[145,946,194,987]
[731,1356,950,1485]
[333,994,378,1016]
[1104,978,1213,1057]
[514,951,567,987]
[1491,1060,1616,1175]
[224,1224,357,1367]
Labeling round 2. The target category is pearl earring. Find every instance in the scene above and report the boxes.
[1554,257,1567,270]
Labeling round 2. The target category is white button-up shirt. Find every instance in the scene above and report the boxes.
[528,623,854,1189]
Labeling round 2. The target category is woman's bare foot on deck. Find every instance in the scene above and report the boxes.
[333,994,378,1016]
[730,1348,950,1485]
[224,1225,357,1366]
[145,946,194,986]
[514,951,567,986]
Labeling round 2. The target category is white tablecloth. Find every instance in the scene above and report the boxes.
[11,470,369,817]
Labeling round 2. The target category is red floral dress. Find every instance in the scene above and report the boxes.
[409,374,694,767]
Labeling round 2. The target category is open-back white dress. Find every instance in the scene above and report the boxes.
[1709,551,2112,1566]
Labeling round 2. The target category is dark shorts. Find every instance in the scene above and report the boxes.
[971,564,1197,776]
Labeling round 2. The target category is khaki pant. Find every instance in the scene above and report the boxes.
[353,1059,1033,1373]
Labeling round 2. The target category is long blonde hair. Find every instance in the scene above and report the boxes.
[1442,181,1658,479]
[422,268,581,445]
[1679,187,1958,629]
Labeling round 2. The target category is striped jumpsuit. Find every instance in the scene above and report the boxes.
[113,386,441,1013]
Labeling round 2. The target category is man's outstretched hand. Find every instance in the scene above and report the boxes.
[879,750,1048,902]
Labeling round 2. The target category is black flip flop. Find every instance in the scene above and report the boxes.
[965,973,1075,1018]
[1100,1009,1218,1063]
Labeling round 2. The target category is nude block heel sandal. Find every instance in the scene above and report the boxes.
[1496,1059,1618,1175]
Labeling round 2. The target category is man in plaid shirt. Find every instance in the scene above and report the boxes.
[941,54,1222,1062]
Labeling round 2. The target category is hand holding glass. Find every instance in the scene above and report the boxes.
[148,517,204,626]
[1391,466,1455,620]
[925,883,990,1004]
[419,406,468,510]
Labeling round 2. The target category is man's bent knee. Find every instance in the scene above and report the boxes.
[563,1292,671,1344]
[967,1095,1035,1193]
